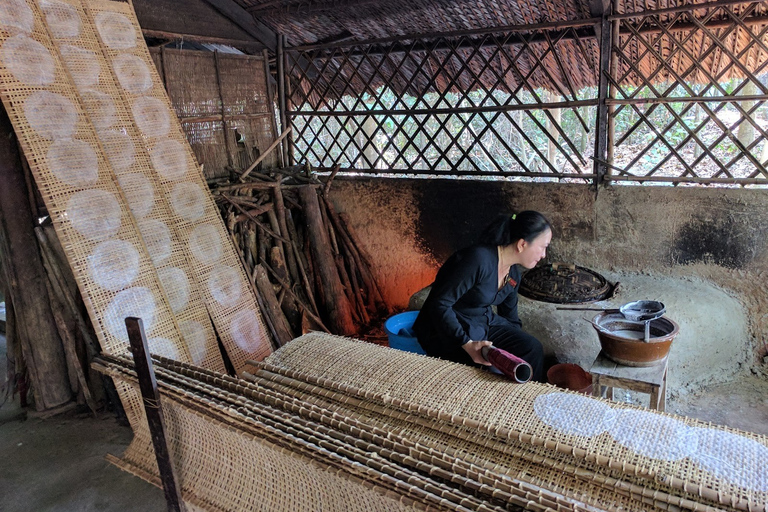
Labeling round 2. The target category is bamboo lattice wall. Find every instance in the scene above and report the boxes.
[283,0,768,186]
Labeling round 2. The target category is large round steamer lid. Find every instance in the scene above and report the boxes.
[519,262,615,304]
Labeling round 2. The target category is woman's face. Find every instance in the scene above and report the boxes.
[517,228,551,269]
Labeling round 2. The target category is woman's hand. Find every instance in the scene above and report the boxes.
[462,340,493,366]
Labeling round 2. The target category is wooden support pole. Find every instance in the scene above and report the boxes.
[298,186,357,336]
[0,106,71,411]
[125,317,186,512]
[262,49,282,167]
[213,51,234,169]
[277,34,289,167]
[593,16,613,188]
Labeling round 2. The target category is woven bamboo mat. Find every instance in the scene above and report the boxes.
[108,375,431,512]
[81,0,272,370]
[0,0,185,356]
[38,0,225,372]
[0,0,272,371]
[264,333,768,510]
[95,349,760,512]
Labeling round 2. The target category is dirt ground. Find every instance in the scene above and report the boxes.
[1,332,766,511]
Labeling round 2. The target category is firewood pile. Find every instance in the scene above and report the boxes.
[212,164,389,348]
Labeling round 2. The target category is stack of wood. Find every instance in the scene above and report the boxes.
[212,164,388,348]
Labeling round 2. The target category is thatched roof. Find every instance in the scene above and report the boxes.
[136,0,768,101]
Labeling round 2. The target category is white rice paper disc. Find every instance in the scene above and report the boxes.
[98,129,135,173]
[24,91,77,140]
[47,138,99,187]
[94,11,136,50]
[59,45,100,89]
[0,0,34,35]
[104,287,156,342]
[533,392,615,438]
[147,337,180,361]
[40,0,81,39]
[189,224,223,265]
[66,189,121,242]
[150,138,189,181]
[608,410,697,461]
[88,239,140,291]
[691,428,768,492]
[170,183,206,222]
[112,53,152,94]
[207,265,242,309]
[117,172,154,219]
[1,35,55,86]
[132,96,169,138]
[81,90,117,130]
[230,309,263,353]
[179,320,207,366]
[137,218,172,266]
[157,267,190,314]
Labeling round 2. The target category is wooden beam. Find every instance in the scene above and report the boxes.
[199,0,277,53]
[141,28,264,51]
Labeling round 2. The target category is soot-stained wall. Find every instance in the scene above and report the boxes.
[329,179,768,365]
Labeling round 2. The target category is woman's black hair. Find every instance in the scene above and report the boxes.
[479,211,551,246]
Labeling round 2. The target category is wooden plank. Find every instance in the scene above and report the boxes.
[590,352,668,386]
[125,317,186,512]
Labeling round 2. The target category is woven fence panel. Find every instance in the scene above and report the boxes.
[148,48,278,179]
[39,0,225,372]
[0,0,186,357]
[82,0,273,369]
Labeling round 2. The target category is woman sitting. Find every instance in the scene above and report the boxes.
[413,211,551,382]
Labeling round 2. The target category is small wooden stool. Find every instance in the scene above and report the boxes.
[590,351,669,411]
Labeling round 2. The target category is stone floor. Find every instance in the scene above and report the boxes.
[1,331,766,511]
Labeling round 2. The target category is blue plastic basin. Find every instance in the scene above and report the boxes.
[384,311,426,355]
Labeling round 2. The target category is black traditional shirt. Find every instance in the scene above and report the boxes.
[413,244,522,352]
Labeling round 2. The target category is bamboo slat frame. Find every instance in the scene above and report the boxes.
[280,0,768,186]
[285,22,600,180]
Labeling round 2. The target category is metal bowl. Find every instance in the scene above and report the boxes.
[619,300,665,322]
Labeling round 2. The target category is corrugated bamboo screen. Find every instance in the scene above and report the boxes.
[97,333,768,511]
[0,0,273,372]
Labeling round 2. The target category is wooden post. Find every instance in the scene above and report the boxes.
[276,33,289,167]
[213,51,235,169]
[282,35,296,166]
[298,186,356,335]
[593,16,613,188]
[0,105,71,411]
[606,0,620,175]
[125,317,186,512]
[262,49,283,167]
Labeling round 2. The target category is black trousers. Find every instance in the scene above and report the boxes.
[418,316,545,383]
